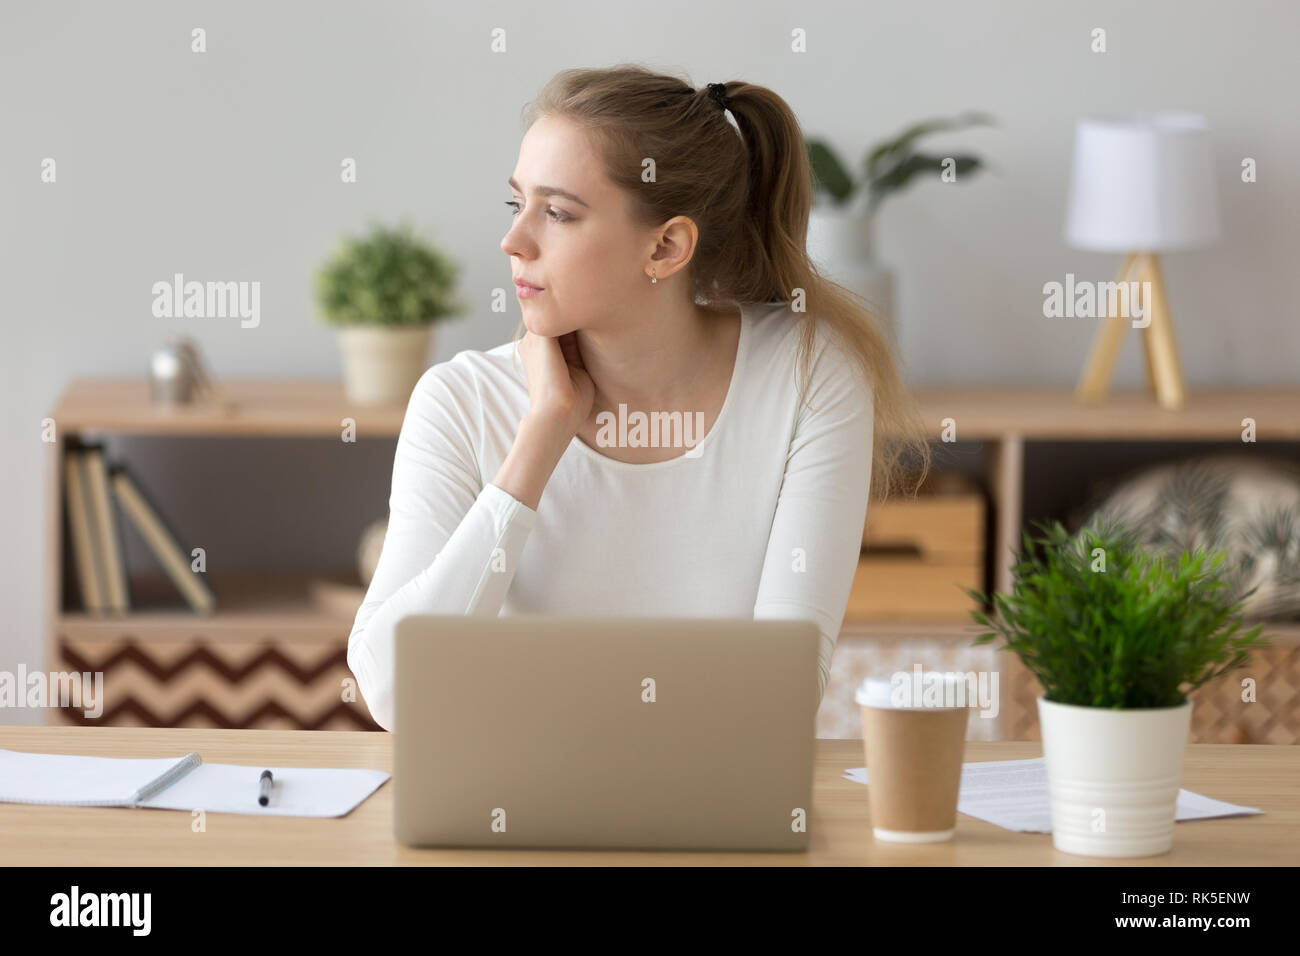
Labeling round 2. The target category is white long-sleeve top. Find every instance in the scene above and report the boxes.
[347,300,874,731]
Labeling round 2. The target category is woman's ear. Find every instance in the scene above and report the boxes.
[649,216,701,280]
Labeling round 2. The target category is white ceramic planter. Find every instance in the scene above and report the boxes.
[1038,696,1193,858]
[805,206,894,333]
[337,323,434,406]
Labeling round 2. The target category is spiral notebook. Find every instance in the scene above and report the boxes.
[0,749,389,817]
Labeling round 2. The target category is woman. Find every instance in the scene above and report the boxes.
[348,64,929,731]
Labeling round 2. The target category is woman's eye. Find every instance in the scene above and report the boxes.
[504,200,569,222]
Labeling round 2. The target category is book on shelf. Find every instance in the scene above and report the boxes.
[110,463,216,614]
[62,444,216,615]
[82,443,131,613]
[62,444,104,613]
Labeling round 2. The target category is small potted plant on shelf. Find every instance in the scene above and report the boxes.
[968,519,1267,858]
[315,222,464,405]
[804,113,992,330]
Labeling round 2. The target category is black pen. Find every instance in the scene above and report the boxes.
[258,770,273,807]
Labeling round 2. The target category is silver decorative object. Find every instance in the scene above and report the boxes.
[149,335,213,405]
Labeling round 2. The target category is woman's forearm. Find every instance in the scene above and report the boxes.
[492,413,575,510]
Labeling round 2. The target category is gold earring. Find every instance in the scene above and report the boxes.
[650,271,657,284]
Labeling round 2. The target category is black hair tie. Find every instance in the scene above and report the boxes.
[705,82,730,111]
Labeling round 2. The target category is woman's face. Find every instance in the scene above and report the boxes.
[502,115,652,337]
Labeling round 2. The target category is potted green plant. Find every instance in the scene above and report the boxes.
[316,222,464,405]
[968,519,1267,858]
[804,113,992,331]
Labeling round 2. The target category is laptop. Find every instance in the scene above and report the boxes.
[392,615,820,852]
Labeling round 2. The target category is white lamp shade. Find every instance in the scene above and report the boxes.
[1065,113,1221,252]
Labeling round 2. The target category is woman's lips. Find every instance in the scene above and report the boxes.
[514,280,544,298]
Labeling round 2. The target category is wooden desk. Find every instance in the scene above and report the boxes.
[1,727,1293,865]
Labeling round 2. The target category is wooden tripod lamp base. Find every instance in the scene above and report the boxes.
[1075,252,1188,411]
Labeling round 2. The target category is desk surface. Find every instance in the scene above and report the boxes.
[1,727,1293,865]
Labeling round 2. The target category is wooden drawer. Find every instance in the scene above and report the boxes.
[864,500,982,557]
[863,471,984,557]
[845,557,981,620]
[848,471,986,621]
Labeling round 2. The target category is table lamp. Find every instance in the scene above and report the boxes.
[1065,113,1220,410]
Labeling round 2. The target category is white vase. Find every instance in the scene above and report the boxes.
[1037,696,1193,858]
[337,324,434,406]
[805,205,895,334]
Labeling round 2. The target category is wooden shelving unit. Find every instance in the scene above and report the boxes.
[50,379,407,437]
[906,386,1300,595]
[45,380,1300,741]
[46,380,406,730]
[820,385,1300,744]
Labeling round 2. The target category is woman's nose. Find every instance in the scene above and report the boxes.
[501,218,533,258]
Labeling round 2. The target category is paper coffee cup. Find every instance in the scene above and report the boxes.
[856,672,973,843]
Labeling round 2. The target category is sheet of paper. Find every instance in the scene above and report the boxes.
[138,763,391,818]
[0,749,190,806]
[843,757,1263,833]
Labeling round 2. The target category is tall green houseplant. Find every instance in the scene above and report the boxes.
[807,112,993,213]
[802,113,993,336]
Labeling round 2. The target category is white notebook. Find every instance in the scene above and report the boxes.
[0,749,390,818]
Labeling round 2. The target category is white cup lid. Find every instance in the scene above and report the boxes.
[855,672,976,710]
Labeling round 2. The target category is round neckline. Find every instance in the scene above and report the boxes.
[568,303,750,471]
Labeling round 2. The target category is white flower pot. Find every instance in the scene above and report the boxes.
[337,323,434,406]
[1037,696,1193,858]
[805,206,895,334]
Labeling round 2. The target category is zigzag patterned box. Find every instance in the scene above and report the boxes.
[52,634,381,731]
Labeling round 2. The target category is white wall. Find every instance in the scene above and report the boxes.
[2,0,1297,721]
